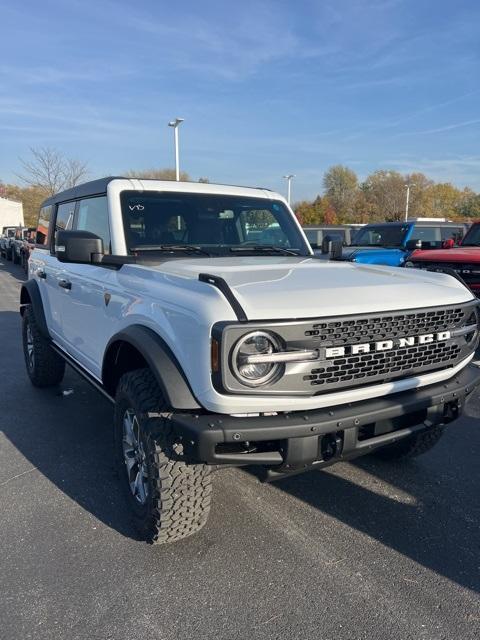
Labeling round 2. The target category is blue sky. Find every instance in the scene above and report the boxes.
[0,0,479,200]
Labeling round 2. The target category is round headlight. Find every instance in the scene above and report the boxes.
[404,261,414,268]
[231,331,283,386]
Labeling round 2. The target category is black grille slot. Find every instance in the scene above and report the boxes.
[301,302,478,394]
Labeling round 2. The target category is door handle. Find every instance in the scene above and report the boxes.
[37,269,47,280]
[58,279,72,290]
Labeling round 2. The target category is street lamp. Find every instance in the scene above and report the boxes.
[168,117,184,181]
[283,174,295,205]
[404,183,415,221]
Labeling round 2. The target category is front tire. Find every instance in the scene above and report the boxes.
[374,426,445,460]
[114,368,212,544]
[22,306,65,387]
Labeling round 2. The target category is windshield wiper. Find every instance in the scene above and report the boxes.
[229,245,300,256]
[131,244,212,256]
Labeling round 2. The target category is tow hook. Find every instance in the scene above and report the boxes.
[320,433,343,461]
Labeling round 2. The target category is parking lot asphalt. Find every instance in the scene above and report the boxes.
[0,258,479,640]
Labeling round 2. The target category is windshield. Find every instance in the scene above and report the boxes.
[351,224,408,247]
[461,224,480,246]
[120,191,310,256]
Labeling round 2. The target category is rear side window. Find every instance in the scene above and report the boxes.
[410,226,440,243]
[36,206,53,246]
[440,226,464,243]
[75,196,111,254]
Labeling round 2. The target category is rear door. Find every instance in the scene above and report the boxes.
[36,201,75,345]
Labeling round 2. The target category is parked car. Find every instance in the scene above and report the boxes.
[331,219,467,266]
[11,227,29,265]
[20,177,480,544]
[406,220,480,296]
[0,226,17,259]
[19,228,37,273]
[303,225,357,254]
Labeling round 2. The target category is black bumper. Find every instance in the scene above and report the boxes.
[172,363,480,471]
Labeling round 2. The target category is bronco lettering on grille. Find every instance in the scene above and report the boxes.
[324,331,451,359]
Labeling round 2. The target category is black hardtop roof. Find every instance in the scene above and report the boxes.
[41,177,125,208]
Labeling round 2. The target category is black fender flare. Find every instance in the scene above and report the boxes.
[102,325,201,411]
[20,279,50,340]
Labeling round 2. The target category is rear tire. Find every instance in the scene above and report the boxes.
[22,306,65,387]
[374,426,444,460]
[114,368,212,544]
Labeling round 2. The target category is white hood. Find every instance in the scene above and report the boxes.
[148,257,474,320]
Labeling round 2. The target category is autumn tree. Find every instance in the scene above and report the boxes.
[362,170,406,221]
[294,196,337,225]
[322,165,358,220]
[457,189,480,219]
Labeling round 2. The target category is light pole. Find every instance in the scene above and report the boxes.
[168,117,184,181]
[283,174,295,205]
[404,183,415,221]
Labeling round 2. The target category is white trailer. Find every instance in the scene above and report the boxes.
[0,197,24,230]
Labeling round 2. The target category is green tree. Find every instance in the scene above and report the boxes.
[322,165,358,220]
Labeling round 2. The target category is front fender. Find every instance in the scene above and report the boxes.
[102,325,201,411]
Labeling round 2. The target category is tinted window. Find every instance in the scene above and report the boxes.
[120,191,308,255]
[54,202,75,248]
[352,224,407,247]
[36,206,53,246]
[441,226,464,243]
[75,196,111,254]
[410,226,440,243]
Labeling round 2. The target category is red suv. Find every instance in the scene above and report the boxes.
[407,221,480,295]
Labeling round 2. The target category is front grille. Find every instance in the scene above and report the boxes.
[303,302,478,394]
[306,306,466,344]
[218,300,479,396]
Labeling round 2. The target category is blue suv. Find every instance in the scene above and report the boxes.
[335,220,466,267]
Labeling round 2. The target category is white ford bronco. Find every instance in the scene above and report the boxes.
[20,177,480,544]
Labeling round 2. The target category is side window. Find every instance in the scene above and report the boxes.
[75,196,111,254]
[53,202,75,249]
[410,226,441,243]
[36,205,52,246]
[441,227,464,243]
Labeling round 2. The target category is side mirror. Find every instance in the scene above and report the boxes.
[442,238,455,249]
[406,239,422,250]
[329,238,344,260]
[56,230,104,264]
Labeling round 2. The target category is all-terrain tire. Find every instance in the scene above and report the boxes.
[22,306,65,387]
[374,426,445,460]
[114,368,212,544]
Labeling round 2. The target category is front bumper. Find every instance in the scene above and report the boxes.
[171,363,480,473]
